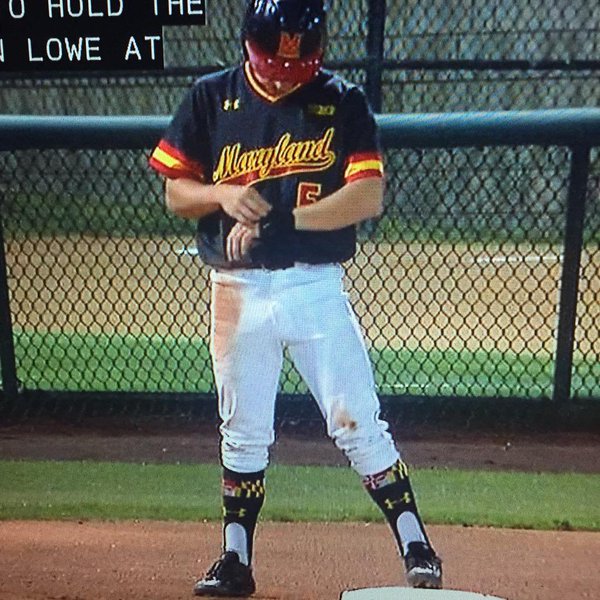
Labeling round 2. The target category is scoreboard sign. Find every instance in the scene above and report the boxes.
[0,0,207,72]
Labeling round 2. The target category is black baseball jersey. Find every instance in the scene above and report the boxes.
[149,63,384,269]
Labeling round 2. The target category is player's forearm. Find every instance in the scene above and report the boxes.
[165,178,221,219]
[166,179,271,227]
[293,178,383,231]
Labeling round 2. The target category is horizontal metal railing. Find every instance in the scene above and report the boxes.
[2,109,600,150]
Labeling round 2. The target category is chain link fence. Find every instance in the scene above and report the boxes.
[1,0,599,116]
[1,0,599,427]
[384,0,600,61]
[1,113,598,427]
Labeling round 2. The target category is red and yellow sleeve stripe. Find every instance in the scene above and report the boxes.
[344,152,384,183]
[148,140,206,182]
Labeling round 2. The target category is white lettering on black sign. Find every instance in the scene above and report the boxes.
[0,0,207,71]
[27,36,102,62]
[46,0,125,19]
[9,0,25,18]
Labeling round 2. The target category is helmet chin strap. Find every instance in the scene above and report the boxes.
[245,40,323,85]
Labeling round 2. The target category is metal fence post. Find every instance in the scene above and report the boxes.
[365,0,386,112]
[0,197,19,402]
[552,145,591,403]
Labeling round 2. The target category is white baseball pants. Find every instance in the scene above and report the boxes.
[210,263,399,476]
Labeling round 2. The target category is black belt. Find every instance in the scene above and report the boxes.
[257,258,296,270]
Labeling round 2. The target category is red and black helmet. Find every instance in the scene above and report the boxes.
[242,0,327,85]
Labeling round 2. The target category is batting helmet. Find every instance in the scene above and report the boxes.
[242,0,327,85]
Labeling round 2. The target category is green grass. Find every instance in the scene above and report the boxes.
[0,460,598,531]
[11,329,600,398]
[372,346,558,398]
[13,330,214,393]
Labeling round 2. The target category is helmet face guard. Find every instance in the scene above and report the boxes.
[243,0,327,86]
[245,39,323,84]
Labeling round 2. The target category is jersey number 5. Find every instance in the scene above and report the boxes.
[296,182,322,207]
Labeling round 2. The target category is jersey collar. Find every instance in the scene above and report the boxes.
[243,62,303,103]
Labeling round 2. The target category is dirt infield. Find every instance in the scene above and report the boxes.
[1,424,600,474]
[1,521,598,600]
[1,425,599,600]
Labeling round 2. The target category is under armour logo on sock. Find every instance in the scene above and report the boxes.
[384,493,412,510]
[223,507,247,518]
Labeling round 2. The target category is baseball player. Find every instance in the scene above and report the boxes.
[150,0,442,596]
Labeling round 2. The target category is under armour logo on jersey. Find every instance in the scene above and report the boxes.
[277,32,302,58]
[223,98,240,111]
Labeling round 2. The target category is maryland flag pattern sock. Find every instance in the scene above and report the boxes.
[363,460,431,556]
[221,468,265,566]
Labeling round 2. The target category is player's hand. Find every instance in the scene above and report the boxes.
[226,222,260,262]
[219,185,271,227]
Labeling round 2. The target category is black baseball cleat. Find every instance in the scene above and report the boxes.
[193,551,256,597]
[404,542,443,589]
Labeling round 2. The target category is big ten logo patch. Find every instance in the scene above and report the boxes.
[297,182,322,206]
[307,104,336,117]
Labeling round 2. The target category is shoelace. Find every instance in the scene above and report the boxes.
[206,557,229,579]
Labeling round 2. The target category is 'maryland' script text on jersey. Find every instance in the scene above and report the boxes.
[212,127,336,185]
